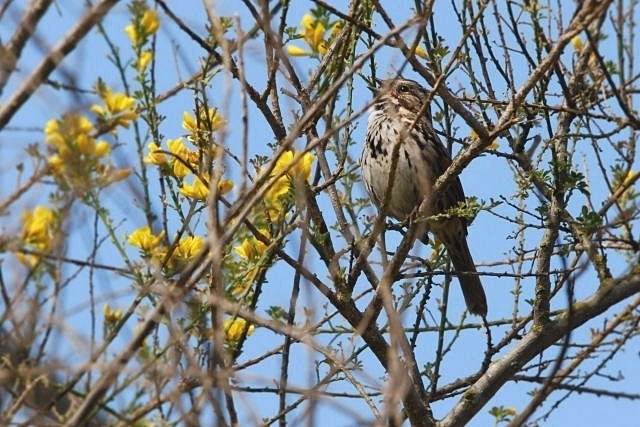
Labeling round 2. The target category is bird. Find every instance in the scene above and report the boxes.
[360,77,487,316]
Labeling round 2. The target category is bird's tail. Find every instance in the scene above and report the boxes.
[443,233,488,317]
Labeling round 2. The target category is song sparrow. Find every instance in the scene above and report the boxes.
[361,78,488,316]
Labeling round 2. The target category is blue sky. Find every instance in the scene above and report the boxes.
[1,1,639,425]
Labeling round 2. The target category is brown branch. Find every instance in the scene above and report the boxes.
[0,0,119,130]
[0,166,49,214]
[441,271,640,426]
[508,295,640,426]
[0,0,54,94]
[431,0,613,204]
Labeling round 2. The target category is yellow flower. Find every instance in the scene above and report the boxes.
[223,317,255,342]
[620,170,637,187]
[181,111,197,132]
[180,175,232,200]
[43,113,126,191]
[103,304,123,324]
[274,150,315,181]
[22,206,56,247]
[301,14,325,51]
[262,150,315,206]
[180,175,209,200]
[144,142,166,165]
[414,45,429,60]
[128,226,165,251]
[48,154,63,169]
[167,138,191,178]
[125,8,160,46]
[182,108,225,135]
[124,24,138,45]
[571,35,583,51]
[107,92,135,115]
[293,152,315,180]
[94,140,111,157]
[266,175,290,202]
[235,236,267,260]
[75,115,93,134]
[167,138,187,154]
[44,120,66,156]
[91,89,138,128]
[274,151,295,174]
[44,119,63,146]
[76,133,96,154]
[140,9,160,36]
[17,252,41,268]
[301,14,314,31]
[317,41,327,55]
[137,50,153,72]
[287,45,311,56]
[174,236,205,262]
[618,170,638,204]
[45,115,94,155]
[20,208,57,266]
[108,168,133,183]
[309,22,326,50]
[45,115,95,156]
[218,179,234,195]
[290,13,328,56]
[470,129,498,150]
[330,21,343,38]
[44,120,64,147]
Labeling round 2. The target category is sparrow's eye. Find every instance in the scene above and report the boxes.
[398,84,409,93]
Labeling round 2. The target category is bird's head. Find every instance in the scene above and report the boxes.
[370,78,429,115]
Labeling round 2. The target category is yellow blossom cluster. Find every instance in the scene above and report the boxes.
[222,151,314,298]
[21,206,56,249]
[45,113,131,191]
[265,150,315,208]
[616,170,638,205]
[182,108,225,145]
[179,174,234,200]
[125,6,159,73]
[571,35,584,52]
[103,304,124,325]
[18,205,58,266]
[228,228,271,296]
[91,88,138,129]
[128,226,165,252]
[287,13,343,57]
[125,8,159,47]
[128,225,206,270]
[145,138,194,178]
[226,150,314,292]
[470,129,499,151]
[143,137,234,200]
[46,115,108,158]
[235,233,268,260]
[414,46,429,60]
[143,141,166,165]
[137,50,153,73]
[172,235,205,262]
[223,317,255,342]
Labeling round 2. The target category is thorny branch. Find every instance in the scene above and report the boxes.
[0,0,639,425]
